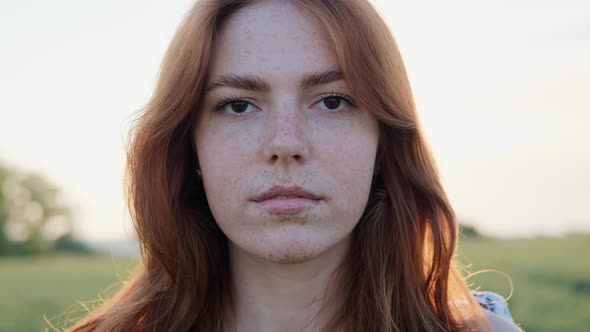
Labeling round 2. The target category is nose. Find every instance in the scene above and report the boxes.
[262,102,310,169]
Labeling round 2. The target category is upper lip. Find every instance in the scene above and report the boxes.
[252,185,323,202]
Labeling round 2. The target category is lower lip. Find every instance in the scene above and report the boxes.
[253,197,322,214]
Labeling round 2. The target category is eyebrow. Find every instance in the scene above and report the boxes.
[205,65,343,92]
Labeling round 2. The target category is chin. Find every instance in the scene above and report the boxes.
[253,237,319,264]
[257,232,345,265]
[262,248,319,264]
[227,224,353,265]
[236,231,326,264]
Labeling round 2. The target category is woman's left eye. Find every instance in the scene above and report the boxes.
[313,94,357,112]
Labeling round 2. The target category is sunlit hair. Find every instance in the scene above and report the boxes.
[68,0,493,331]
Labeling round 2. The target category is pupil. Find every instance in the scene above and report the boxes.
[231,102,248,113]
[324,97,341,110]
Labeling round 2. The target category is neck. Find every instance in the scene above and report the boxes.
[226,237,350,332]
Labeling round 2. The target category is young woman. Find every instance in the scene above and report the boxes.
[69,0,521,331]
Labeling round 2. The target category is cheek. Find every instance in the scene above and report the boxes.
[317,118,378,178]
[194,125,254,215]
[315,119,379,212]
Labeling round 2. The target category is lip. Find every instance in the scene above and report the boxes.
[251,185,324,214]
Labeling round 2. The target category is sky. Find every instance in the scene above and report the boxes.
[0,0,588,241]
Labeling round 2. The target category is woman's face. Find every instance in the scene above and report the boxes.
[194,1,379,263]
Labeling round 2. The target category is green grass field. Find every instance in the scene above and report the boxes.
[1,235,588,332]
[0,254,139,332]
[457,234,590,332]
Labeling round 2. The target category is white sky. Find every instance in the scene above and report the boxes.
[1,0,588,241]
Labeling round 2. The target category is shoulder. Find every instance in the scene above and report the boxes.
[472,291,522,332]
[483,310,522,332]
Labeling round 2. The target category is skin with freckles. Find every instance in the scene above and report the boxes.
[193,2,378,330]
[193,1,378,331]
[194,1,378,266]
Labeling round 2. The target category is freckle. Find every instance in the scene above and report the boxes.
[274,66,281,71]
[244,48,252,55]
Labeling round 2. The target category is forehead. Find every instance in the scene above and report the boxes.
[209,1,337,80]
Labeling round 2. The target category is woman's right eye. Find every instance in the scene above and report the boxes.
[213,98,256,115]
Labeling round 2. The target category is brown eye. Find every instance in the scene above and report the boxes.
[323,96,341,110]
[213,97,255,115]
[230,101,249,113]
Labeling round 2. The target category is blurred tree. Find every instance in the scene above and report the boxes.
[54,233,93,253]
[458,223,483,239]
[0,161,81,255]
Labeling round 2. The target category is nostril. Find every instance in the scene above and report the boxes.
[270,154,302,162]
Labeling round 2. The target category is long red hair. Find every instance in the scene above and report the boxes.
[67,0,492,331]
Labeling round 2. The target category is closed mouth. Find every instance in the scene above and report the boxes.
[252,185,323,202]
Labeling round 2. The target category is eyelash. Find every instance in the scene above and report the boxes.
[318,92,358,109]
[211,91,358,114]
[212,96,253,113]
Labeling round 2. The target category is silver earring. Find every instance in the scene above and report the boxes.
[196,168,202,177]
